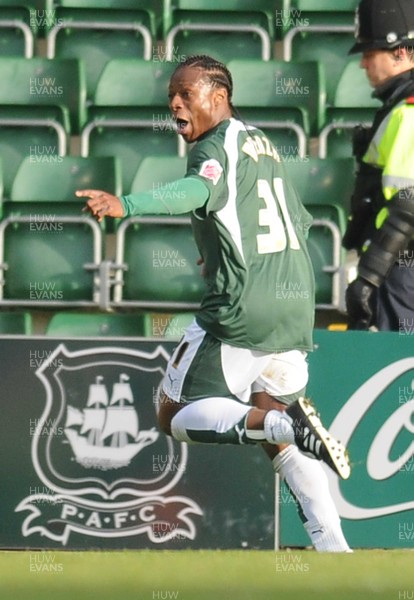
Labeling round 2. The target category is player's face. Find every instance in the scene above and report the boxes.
[168,66,227,142]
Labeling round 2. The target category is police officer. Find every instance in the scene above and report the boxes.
[343,0,414,332]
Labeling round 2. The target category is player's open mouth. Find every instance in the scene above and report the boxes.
[176,118,189,134]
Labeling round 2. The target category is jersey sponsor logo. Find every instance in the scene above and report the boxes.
[16,345,203,545]
[198,159,223,185]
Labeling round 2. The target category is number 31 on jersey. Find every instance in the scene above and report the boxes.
[257,177,300,254]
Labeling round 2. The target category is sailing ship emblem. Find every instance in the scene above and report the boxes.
[16,343,203,545]
[64,373,159,470]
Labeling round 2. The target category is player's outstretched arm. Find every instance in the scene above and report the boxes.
[76,189,125,222]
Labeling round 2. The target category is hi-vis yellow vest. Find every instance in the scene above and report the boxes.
[363,96,414,230]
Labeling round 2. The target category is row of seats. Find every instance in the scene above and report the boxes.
[0,1,359,98]
[1,1,358,40]
[0,309,196,338]
[0,56,374,198]
[0,154,355,311]
[0,52,371,117]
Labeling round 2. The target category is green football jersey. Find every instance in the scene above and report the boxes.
[186,118,315,352]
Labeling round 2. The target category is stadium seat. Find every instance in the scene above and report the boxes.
[81,118,181,196]
[0,5,36,57]
[130,155,187,194]
[163,0,276,62]
[21,0,54,37]
[0,105,69,199]
[81,59,181,193]
[332,60,380,109]
[0,214,104,308]
[0,156,122,309]
[306,220,343,308]
[281,0,356,103]
[284,156,355,223]
[0,57,87,135]
[0,157,5,217]
[9,155,121,207]
[318,59,380,158]
[45,311,150,337]
[146,311,195,338]
[8,153,121,235]
[282,157,355,307]
[46,0,156,100]
[228,58,325,140]
[284,0,358,11]
[93,58,175,107]
[111,217,205,310]
[0,310,33,334]
[45,310,195,338]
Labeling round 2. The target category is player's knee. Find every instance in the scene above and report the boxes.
[157,411,172,436]
[157,394,182,437]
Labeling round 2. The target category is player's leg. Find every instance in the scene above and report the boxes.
[157,322,295,446]
[251,352,351,552]
[157,322,350,479]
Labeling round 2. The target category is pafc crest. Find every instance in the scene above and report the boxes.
[16,344,203,546]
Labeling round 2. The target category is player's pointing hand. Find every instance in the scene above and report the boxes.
[76,189,125,222]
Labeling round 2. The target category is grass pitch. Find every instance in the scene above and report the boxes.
[0,549,413,600]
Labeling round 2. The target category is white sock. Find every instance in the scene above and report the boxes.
[171,399,296,446]
[273,445,352,552]
[264,410,295,445]
[170,397,251,444]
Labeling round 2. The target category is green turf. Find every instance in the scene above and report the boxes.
[0,549,413,600]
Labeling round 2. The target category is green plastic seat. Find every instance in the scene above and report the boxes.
[282,156,355,215]
[147,311,195,339]
[282,157,355,307]
[275,0,358,40]
[45,310,195,338]
[318,60,380,158]
[82,59,180,193]
[306,225,341,308]
[0,105,69,199]
[83,120,180,195]
[9,155,121,206]
[45,311,149,337]
[0,157,5,218]
[0,310,33,334]
[165,313,194,338]
[18,0,54,37]
[228,58,325,138]
[112,217,205,310]
[93,59,175,107]
[46,1,156,100]
[8,155,121,237]
[86,127,180,196]
[286,0,358,10]
[318,114,375,159]
[0,57,87,135]
[163,0,276,61]
[0,216,104,306]
[331,59,381,109]
[0,6,36,57]
[0,156,121,308]
[282,12,355,105]
[130,155,187,193]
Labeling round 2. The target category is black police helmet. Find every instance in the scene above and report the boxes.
[349,0,414,54]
